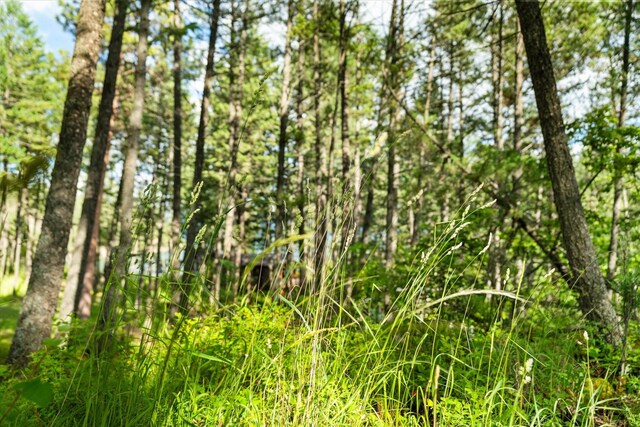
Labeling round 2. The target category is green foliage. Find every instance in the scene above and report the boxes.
[2,203,638,426]
[571,107,640,178]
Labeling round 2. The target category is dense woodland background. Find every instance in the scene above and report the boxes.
[0,0,639,425]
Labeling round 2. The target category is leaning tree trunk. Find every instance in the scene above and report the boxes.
[99,0,151,343]
[60,0,127,321]
[178,0,221,311]
[515,0,623,345]
[7,0,106,367]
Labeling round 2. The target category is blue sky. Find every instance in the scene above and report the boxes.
[22,0,74,55]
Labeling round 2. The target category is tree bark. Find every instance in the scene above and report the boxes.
[515,0,622,345]
[295,38,307,274]
[179,0,221,310]
[171,0,183,271]
[385,0,403,266]
[275,0,295,240]
[8,0,106,367]
[606,0,633,282]
[338,0,353,255]
[100,0,150,341]
[220,0,248,298]
[60,0,127,322]
[411,36,436,246]
[312,0,327,292]
[491,1,504,150]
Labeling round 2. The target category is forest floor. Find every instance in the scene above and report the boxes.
[0,276,639,426]
[0,295,20,361]
[0,221,639,426]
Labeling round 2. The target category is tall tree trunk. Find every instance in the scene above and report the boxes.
[492,0,504,150]
[100,0,151,342]
[276,0,295,240]
[171,0,183,270]
[513,19,524,154]
[515,0,622,345]
[513,17,526,290]
[352,27,362,245]
[179,0,221,310]
[295,39,307,274]
[338,0,353,255]
[312,0,327,292]
[411,36,436,246]
[221,0,248,295]
[606,0,633,282]
[59,0,127,322]
[488,2,505,296]
[385,0,403,266]
[7,0,106,367]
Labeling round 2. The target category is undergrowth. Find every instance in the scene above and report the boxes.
[1,190,638,426]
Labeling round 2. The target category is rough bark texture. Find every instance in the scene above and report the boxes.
[60,0,127,322]
[179,0,221,310]
[7,0,106,367]
[515,0,622,345]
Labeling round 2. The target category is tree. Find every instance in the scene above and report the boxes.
[7,0,106,367]
[171,0,183,276]
[312,0,327,291]
[607,0,634,282]
[385,0,404,266]
[515,0,622,345]
[60,0,128,322]
[100,0,151,340]
[179,0,222,310]
[275,0,295,241]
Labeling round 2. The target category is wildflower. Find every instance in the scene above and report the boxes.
[524,358,533,373]
[583,331,589,342]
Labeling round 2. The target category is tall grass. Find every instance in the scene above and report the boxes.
[0,185,636,426]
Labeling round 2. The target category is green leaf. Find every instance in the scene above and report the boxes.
[42,338,62,348]
[13,379,53,407]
